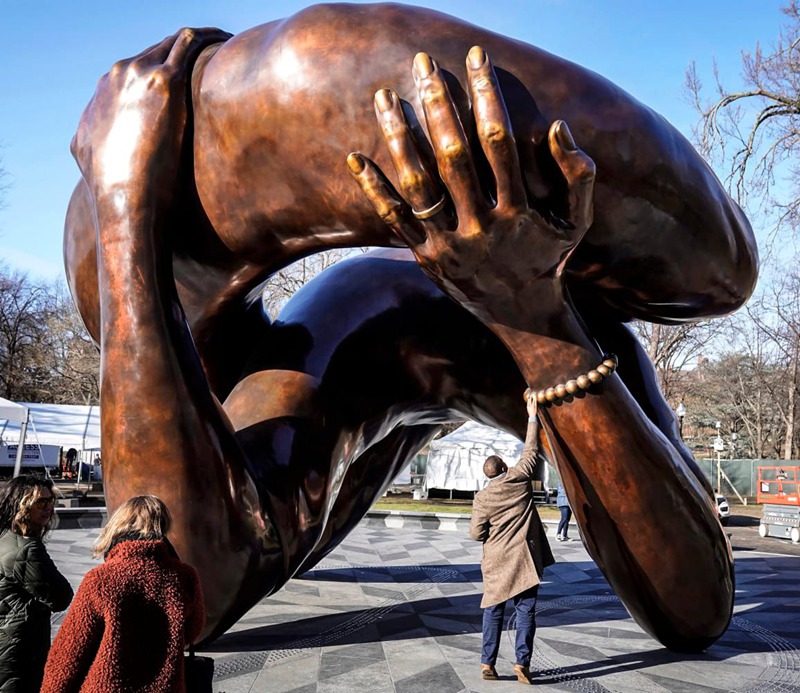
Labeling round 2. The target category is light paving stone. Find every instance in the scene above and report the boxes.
[316,660,394,693]
[211,670,260,693]
[248,650,321,693]
[383,637,448,680]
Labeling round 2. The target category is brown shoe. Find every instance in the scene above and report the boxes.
[514,664,533,684]
[481,664,499,680]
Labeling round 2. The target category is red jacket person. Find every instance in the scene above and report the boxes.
[41,496,205,693]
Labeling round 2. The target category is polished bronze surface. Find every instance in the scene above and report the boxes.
[64,4,756,650]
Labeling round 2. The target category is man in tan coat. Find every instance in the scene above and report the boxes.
[470,395,554,684]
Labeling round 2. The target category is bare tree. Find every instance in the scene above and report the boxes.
[744,265,800,458]
[0,268,54,401]
[0,267,99,404]
[262,249,363,318]
[691,329,783,459]
[632,320,723,403]
[37,283,100,405]
[687,2,800,226]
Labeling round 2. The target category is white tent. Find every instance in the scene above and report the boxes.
[0,398,27,425]
[0,402,101,477]
[425,421,527,492]
[0,402,100,450]
[394,465,412,485]
[0,398,30,477]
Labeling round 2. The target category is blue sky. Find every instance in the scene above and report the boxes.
[0,0,787,280]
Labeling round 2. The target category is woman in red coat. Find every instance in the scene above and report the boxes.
[41,496,205,692]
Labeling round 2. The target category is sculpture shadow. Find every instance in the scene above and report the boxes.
[208,553,798,671]
[530,647,723,686]
[297,563,482,584]
[728,514,760,527]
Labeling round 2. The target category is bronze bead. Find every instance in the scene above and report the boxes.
[545,387,558,402]
[597,364,611,377]
[565,379,579,394]
[603,358,617,370]
[536,390,547,405]
[523,387,532,403]
[587,369,603,384]
[577,374,591,390]
[555,383,567,399]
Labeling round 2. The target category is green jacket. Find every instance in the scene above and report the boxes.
[0,531,73,692]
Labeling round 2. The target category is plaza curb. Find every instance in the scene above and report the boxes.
[362,509,576,533]
[53,507,577,533]
[54,507,106,530]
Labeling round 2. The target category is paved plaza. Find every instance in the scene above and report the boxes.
[46,517,800,692]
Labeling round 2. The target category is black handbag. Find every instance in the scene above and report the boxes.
[184,644,215,693]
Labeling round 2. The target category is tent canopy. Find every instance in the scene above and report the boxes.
[0,402,100,449]
[425,421,525,492]
[0,398,27,424]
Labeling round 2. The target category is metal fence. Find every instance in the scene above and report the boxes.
[544,457,793,500]
[693,458,800,498]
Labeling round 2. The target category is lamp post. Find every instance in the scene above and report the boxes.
[676,402,686,440]
[713,421,724,493]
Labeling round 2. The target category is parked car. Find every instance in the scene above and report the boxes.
[715,493,730,526]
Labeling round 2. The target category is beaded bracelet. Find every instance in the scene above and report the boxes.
[524,354,618,407]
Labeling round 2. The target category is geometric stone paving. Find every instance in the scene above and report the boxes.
[44,521,800,692]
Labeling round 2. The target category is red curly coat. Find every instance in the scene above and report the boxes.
[41,539,205,693]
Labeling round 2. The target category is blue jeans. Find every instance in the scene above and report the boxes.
[557,506,572,537]
[481,584,539,667]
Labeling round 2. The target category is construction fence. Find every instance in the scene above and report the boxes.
[694,458,798,499]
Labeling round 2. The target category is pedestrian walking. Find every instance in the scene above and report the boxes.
[556,483,573,541]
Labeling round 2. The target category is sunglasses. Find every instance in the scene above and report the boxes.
[33,497,55,509]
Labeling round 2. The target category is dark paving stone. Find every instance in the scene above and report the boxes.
[404,541,431,550]
[379,552,411,561]
[419,517,442,530]
[285,685,318,693]
[377,614,425,638]
[361,585,404,600]
[339,543,375,554]
[538,637,611,662]
[319,651,376,680]
[281,582,320,597]
[442,549,469,559]
[436,634,482,653]
[394,662,464,693]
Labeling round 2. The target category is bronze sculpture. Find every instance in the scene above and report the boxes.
[63,4,757,651]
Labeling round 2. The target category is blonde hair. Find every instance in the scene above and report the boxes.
[92,495,172,559]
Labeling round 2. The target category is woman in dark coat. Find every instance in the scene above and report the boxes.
[0,475,74,692]
[41,495,205,693]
